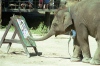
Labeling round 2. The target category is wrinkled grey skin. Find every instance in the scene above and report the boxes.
[28,0,100,65]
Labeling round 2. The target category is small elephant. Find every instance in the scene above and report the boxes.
[28,0,100,65]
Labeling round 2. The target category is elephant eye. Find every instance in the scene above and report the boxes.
[53,23,58,26]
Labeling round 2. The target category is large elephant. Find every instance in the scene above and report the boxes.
[28,0,100,65]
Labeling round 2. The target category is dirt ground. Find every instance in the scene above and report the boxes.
[0,30,99,66]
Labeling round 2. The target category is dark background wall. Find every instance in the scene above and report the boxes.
[2,12,54,29]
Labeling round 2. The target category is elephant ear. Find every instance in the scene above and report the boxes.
[64,12,72,30]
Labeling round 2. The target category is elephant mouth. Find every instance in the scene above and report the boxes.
[55,31,66,37]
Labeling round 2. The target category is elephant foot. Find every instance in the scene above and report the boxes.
[71,57,82,62]
[90,58,100,65]
[82,58,91,63]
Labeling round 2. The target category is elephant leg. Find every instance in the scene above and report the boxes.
[71,37,83,62]
[80,40,91,63]
[90,35,100,65]
[76,24,91,63]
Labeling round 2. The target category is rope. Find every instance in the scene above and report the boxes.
[67,29,76,57]
[67,35,72,57]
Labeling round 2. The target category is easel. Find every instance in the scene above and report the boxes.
[0,15,41,57]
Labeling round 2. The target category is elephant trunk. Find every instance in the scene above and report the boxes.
[28,29,55,41]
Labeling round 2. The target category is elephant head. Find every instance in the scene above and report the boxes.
[28,6,73,41]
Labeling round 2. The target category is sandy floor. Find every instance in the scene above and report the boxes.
[0,30,99,66]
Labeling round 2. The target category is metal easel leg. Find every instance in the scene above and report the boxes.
[7,30,17,53]
[0,21,12,48]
